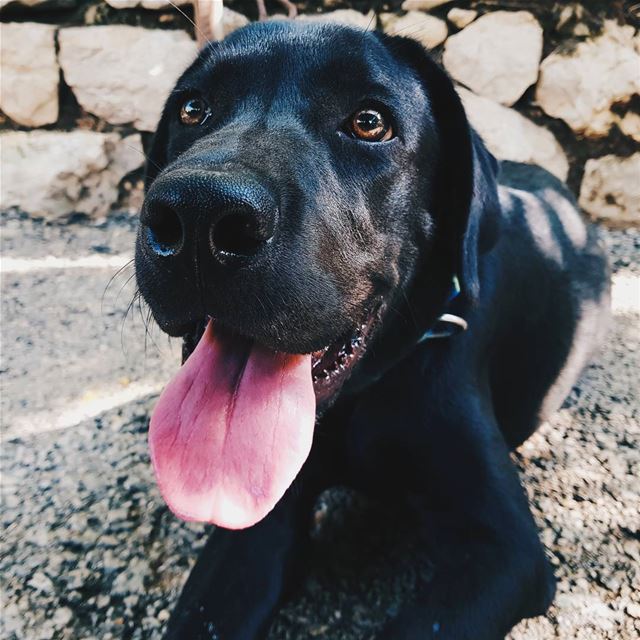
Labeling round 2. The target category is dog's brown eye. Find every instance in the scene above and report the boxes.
[179,97,210,126]
[349,109,393,142]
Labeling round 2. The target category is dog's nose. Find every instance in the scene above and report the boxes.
[142,170,278,260]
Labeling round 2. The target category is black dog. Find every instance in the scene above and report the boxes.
[135,21,610,640]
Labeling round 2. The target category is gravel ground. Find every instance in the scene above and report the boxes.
[1,213,179,437]
[1,215,639,640]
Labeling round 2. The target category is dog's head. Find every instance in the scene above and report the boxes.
[136,22,500,528]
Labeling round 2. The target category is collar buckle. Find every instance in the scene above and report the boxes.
[417,276,468,343]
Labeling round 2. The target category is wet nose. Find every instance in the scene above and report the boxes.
[142,170,278,261]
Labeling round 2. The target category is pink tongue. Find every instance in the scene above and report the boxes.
[149,320,316,529]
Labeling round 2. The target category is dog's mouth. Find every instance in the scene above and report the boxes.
[310,314,376,403]
[149,305,380,531]
[182,308,379,404]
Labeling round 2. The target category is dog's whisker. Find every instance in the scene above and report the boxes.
[120,141,163,174]
[138,296,162,358]
[137,295,151,358]
[138,296,149,357]
[167,0,210,46]
[359,11,377,42]
[109,271,138,316]
[120,289,141,358]
[381,21,449,54]
[102,258,135,316]
[146,306,157,347]
[386,23,442,43]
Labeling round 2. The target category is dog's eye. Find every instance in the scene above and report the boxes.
[179,97,210,126]
[348,109,393,142]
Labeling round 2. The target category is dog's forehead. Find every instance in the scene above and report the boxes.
[189,22,419,101]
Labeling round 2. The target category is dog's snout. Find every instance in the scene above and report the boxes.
[142,170,277,261]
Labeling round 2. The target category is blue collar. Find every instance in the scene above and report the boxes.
[417,275,468,342]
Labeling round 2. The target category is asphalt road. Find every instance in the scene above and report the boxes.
[1,212,639,640]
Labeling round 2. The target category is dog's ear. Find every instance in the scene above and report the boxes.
[383,36,501,300]
[144,107,171,191]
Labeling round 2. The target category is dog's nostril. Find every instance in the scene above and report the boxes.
[146,205,183,257]
[211,211,269,257]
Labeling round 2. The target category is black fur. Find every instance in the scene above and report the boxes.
[135,21,610,640]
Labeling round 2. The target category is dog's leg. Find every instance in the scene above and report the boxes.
[163,485,314,640]
[348,367,556,640]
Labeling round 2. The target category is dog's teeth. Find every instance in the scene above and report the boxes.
[312,310,376,390]
[312,346,330,361]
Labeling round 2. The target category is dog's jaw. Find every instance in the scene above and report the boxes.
[180,303,383,407]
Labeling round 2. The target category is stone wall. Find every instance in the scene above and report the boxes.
[1,0,639,224]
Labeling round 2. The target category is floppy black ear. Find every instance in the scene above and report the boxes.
[451,130,502,300]
[382,36,502,300]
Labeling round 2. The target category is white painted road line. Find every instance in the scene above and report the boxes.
[0,254,133,274]
[3,381,163,440]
